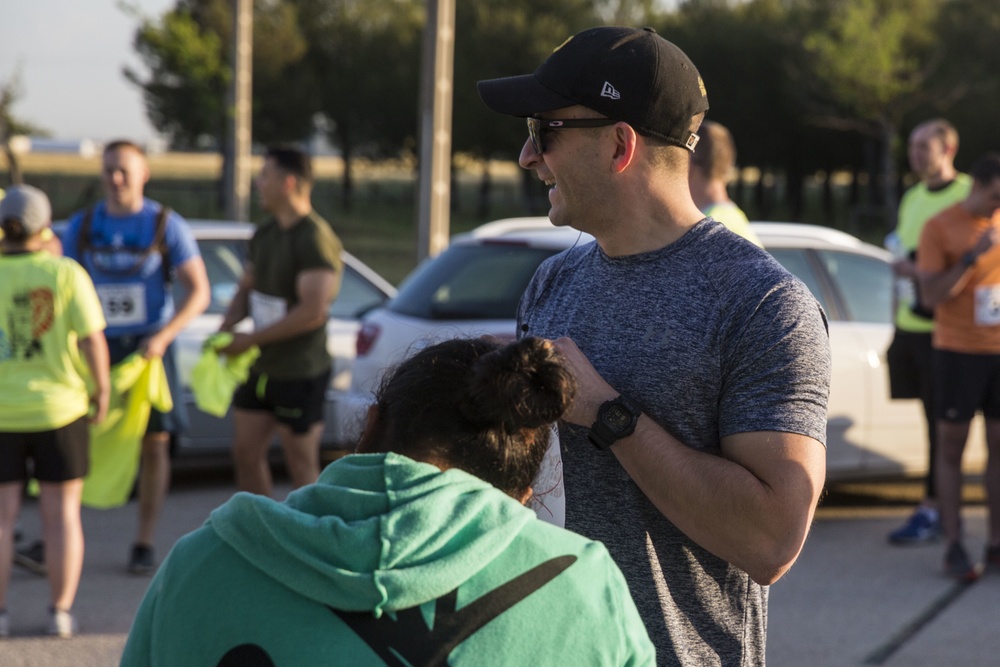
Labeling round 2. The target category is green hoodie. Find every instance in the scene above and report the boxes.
[121,453,654,666]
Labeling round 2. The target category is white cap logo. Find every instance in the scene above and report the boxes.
[601,82,620,100]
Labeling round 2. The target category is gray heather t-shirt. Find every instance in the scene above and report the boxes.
[517,219,830,667]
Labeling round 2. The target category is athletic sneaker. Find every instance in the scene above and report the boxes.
[944,542,979,583]
[888,507,941,544]
[129,543,156,575]
[0,609,9,638]
[47,608,76,639]
[14,540,46,576]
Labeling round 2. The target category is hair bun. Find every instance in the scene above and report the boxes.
[460,337,575,432]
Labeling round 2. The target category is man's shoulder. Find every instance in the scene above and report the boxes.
[901,176,972,212]
[926,201,969,228]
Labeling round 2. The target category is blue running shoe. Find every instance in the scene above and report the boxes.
[888,507,941,545]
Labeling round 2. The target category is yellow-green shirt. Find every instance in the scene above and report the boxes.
[704,202,763,247]
[895,175,972,332]
[0,252,106,431]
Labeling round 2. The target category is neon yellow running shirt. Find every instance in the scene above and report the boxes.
[0,252,106,431]
[895,175,972,332]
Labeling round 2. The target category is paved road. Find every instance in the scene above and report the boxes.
[3,471,998,666]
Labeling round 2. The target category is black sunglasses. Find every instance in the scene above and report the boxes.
[526,117,618,154]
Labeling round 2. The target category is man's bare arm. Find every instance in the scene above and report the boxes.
[144,256,211,358]
[221,267,340,355]
[553,336,825,585]
[79,330,111,424]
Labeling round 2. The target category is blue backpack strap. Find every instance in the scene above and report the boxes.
[153,205,172,283]
[76,204,173,282]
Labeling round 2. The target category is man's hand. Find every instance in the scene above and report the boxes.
[969,226,1000,261]
[217,332,256,357]
[550,337,617,426]
[89,387,110,425]
[892,257,918,279]
[140,331,172,359]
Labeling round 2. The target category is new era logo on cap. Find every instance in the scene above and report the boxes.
[601,82,620,100]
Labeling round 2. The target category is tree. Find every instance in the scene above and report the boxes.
[914,0,1000,171]
[659,0,823,220]
[125,0,315,150]
[451,0,600,217]
[292,0,424,210]
[795,0,942,227]
[0,69,50,185]
[125,6,230,149]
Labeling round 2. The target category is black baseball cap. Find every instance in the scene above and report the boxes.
[477,26,709,151]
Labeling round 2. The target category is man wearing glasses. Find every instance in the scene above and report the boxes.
[478,27,830,666]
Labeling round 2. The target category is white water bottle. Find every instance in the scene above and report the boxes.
[885,231,915,305]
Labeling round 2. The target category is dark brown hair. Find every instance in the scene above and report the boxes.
[365,336,575,497]
[1,218,27,242]
[265,145,313,185]
[970,152,1000,185]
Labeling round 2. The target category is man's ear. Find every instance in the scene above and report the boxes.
[354,404,381,453]
[611,123,638,173]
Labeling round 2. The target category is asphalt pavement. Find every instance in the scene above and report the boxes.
[3,471,998,666]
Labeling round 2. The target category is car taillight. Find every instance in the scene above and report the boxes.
[356,322,381,357]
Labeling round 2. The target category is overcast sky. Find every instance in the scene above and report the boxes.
[0,0,174,142]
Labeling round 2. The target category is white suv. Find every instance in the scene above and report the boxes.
[336,217,986,481]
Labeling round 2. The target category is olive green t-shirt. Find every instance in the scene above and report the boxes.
[248,212,343,379]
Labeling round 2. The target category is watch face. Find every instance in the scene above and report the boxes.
[605,405,632,431]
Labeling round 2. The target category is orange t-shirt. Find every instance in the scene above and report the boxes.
[918,203,1000,353]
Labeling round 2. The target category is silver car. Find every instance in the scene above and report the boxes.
[55,220,397,456]
[338,217,986,481]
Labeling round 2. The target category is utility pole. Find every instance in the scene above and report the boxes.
[416,0,455,262]
[225,0,253,221]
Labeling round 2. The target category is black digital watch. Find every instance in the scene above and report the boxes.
[588,395,642,450]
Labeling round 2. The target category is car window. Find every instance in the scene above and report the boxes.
[200,238,247,315]
[330,265,390,320]
[177,238,247,315]
[766,248,832,315]
[390,243,560,320]
[816,249,893,324]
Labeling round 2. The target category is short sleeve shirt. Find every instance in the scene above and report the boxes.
[63,199,200,338]
[918,203,1000,353]
[248,212,343,379]
[0,252,106,430]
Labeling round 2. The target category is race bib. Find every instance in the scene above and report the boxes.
[250,290,287,330]
[975,285,1000,326]
[96,283,146,327]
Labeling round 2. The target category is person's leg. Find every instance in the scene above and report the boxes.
[271,369,329,490]
[134,431,171,547]
[936,419,971,544]
[37,479,84,613]
[278,422,324,489]
[888,332,941,543]
[916,332,939,504]
[985,418,1000,548]
[232,409,278,495]
[0,482,24,612]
